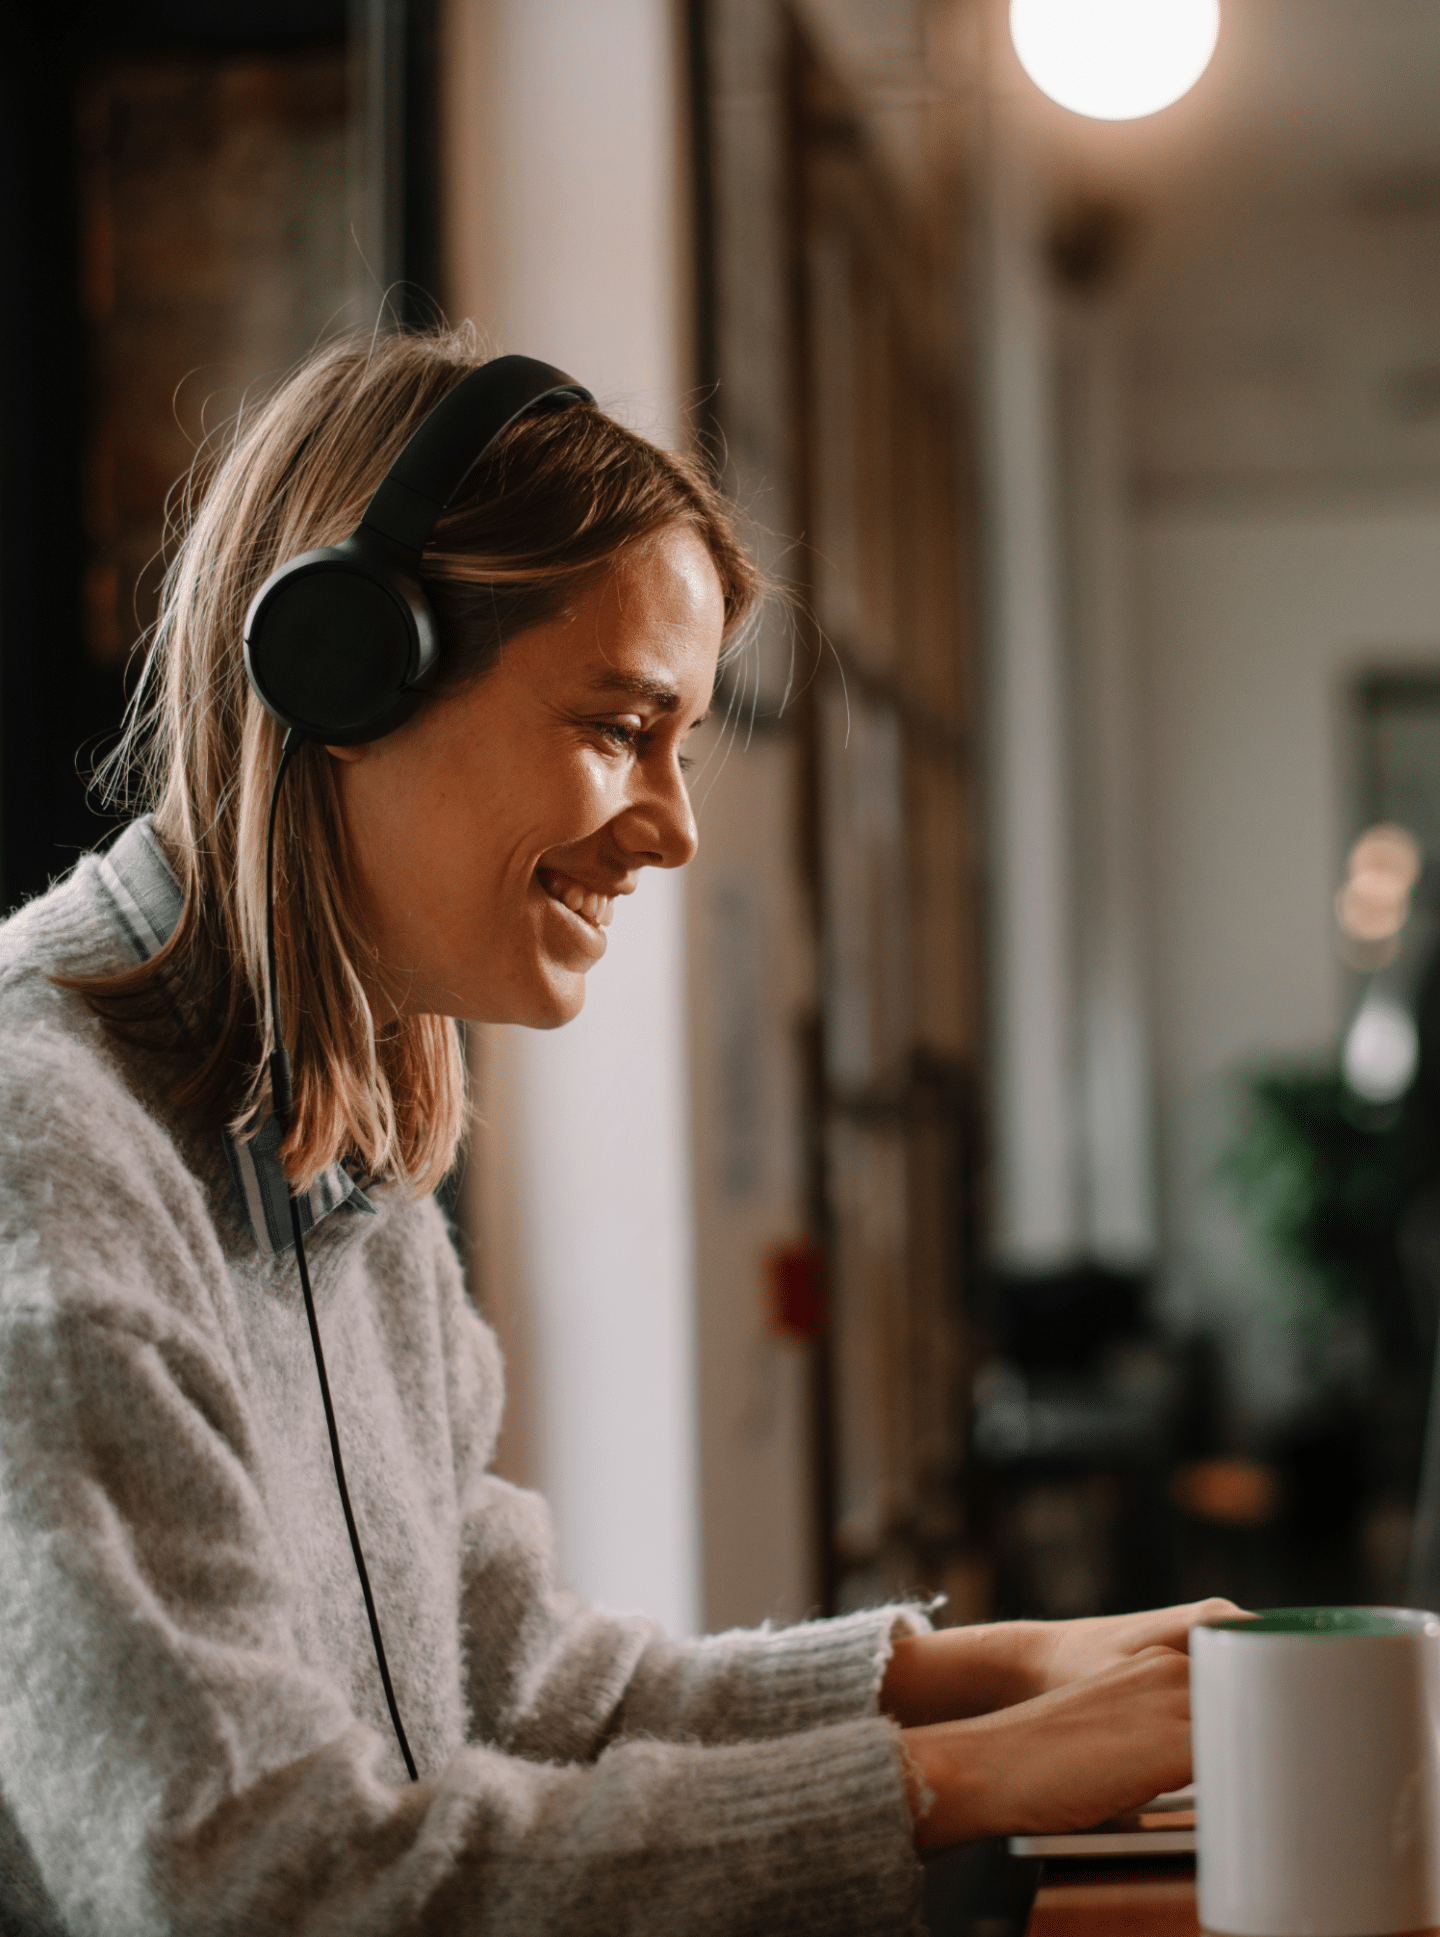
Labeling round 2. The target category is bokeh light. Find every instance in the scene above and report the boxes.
[1009,0,1221,122]
[1335,823,1422,967]
[1343,989,1419,1104]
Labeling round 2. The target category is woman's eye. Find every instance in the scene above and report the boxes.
[594,721,692,771]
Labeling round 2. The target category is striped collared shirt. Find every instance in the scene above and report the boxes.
[94,817,377,1257]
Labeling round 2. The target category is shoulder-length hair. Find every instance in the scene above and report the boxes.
[69,327,759,1196]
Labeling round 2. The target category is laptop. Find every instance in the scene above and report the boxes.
[1008,1785,1196,1858]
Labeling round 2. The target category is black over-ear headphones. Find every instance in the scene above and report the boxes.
[243,353,593,745]
[242,353,592,1786]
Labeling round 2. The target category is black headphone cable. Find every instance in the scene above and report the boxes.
[265,726,419,1784]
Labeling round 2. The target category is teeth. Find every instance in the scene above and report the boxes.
[544,873,615,930]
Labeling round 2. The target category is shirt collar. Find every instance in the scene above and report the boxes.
[95,817,377,1257]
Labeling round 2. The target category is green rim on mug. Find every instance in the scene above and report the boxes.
[1201,1606,1440,1637]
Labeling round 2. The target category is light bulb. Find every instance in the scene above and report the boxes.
[1010,0,1220,122]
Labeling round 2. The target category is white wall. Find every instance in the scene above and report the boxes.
[442,0,686,410]
[1139,498,1440,1382]
[442,0,701,1636]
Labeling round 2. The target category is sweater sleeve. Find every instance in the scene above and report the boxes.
[452,1450,933,1753]
[0,1031,926,1937]
[434,1224,932,1760]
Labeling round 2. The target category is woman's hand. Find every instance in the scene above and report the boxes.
[900,1646,1193,1855]
[1022,1598,1243,1696]
[880,1598,1241,1726]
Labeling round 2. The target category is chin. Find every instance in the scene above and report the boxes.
[519,972,589,1031]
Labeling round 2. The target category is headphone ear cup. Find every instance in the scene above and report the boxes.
[244,540,439,744]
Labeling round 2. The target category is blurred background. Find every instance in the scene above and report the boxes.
[8,0,1440,1638]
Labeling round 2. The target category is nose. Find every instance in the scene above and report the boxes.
[615,756,699,871]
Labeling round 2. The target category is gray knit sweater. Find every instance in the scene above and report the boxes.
[0,835,927,1936]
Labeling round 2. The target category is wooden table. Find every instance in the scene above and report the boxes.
[1027,1864,1199,1936]
[1026,1869,1440,1937]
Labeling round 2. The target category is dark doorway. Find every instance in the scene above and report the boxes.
[0,2,438,911]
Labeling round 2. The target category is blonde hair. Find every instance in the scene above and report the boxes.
[69,328,759,1195]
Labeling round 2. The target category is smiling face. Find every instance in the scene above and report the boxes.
[327,523,725,1027]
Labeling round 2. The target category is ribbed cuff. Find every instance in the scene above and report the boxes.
[619,1603,934,1746]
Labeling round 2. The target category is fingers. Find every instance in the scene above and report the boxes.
[1121,1598,1245,1652]
[1081,1640,1183,1674]
[1128,1642,1192,1672]
[1080,1643,1191,1707]
[1169,1597,1246,1649]
[905,1640,1199,1851]
[1184,1596,1246,1622]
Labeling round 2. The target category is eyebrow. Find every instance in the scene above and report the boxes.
[589,671,680,709]
[588,669,708,726]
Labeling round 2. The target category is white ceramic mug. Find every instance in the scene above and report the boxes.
[1192,1607,1440,1937]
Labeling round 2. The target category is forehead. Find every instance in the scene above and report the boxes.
[569,530,724,704]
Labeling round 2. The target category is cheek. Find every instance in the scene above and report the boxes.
[332,758,408,887]
[433,759,618,924]
[505,748,620,850]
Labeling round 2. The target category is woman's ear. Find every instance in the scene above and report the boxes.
[324,743,369,764]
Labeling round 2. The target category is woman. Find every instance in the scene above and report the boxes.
[0,328,1222,1935]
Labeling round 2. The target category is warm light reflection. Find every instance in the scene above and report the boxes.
[1335,823,1422,967]
[1009,0,1220,122]
[1171,1457,1279,1526]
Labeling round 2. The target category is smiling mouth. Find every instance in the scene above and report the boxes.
[538,868,616,931]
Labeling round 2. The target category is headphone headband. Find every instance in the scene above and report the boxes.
[360,354,593,557]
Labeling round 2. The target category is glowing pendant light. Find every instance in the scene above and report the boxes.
[1010,0,1220,121]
